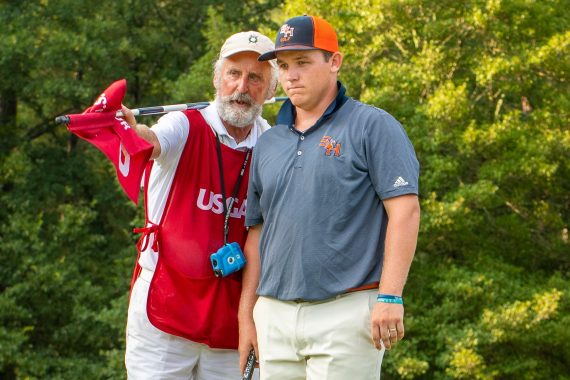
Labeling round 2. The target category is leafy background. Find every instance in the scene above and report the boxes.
[1,0,568,379]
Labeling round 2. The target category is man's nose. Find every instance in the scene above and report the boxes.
[284,67,298,82]
[236,76,248,93]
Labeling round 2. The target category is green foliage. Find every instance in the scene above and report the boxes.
[0,139,135,379]
[1,0,568,378]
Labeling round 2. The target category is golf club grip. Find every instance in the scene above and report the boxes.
[242,350,256,380]
[55,115,71,125]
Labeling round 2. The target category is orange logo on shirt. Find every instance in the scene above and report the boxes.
[319,136,341,157]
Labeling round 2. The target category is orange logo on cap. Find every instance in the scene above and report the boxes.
[280,24,294,42]
[319,136,341,157]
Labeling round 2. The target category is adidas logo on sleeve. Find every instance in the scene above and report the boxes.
[393,176,409,188]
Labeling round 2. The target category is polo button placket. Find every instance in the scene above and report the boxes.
[293,129,306,169]
[294,145,304,168]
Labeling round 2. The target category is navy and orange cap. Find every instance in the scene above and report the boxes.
[258,15,339,61]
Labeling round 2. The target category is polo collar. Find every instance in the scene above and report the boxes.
[276,81,348,132]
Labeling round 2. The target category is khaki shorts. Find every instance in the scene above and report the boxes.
[254,289,384,380]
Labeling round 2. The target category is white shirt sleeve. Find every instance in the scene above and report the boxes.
[139,111,189,272]
[151,111,190,165]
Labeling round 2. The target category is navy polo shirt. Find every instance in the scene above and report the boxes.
[246,82,419,301]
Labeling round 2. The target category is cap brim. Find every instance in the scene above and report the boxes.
[223,48,278,68]
[222,47,266,59]
[258,45,321,61]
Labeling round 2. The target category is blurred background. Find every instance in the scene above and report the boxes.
[0,0,568,378]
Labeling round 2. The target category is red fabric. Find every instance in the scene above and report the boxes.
[130,162,155,299]
[66,79,153,204]
[143,110,250,349]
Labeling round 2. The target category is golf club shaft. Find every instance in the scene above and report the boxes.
[55,97,287,125]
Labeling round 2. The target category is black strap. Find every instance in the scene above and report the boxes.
[214,132,251,244]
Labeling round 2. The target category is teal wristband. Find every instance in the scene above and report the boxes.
[377,294,403,304]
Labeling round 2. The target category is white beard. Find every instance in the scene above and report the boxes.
[216,92,262,129]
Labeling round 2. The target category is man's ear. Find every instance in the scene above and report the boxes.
[212,74,219,91]
[330,52,343,73]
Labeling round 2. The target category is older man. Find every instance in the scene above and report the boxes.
[121,31,277,380]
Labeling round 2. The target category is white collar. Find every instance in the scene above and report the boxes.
[199,101,270,150]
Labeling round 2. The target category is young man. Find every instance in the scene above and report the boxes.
[121,31,277,379]
[239,16,420,379]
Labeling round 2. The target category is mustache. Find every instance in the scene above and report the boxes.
[225,92,255,105]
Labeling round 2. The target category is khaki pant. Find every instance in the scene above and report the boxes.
[253,290,384,380]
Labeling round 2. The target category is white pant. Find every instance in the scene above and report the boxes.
[125,269,258,380]
[253,290,384,380]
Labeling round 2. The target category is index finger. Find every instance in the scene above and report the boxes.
[121,104,137,127]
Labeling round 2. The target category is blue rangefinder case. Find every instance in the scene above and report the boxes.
[210,242,246,277]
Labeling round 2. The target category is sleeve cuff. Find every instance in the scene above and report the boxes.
[245,217,263,227]
[379,187,418,200]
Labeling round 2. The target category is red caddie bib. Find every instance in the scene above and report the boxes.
[137,109,250,349]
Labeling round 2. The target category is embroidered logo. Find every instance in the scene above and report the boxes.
[319,136,342,157]
[393,176,409,188]
[92,93,107,112]
[280,24,294,42]
[248,34,258,44]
